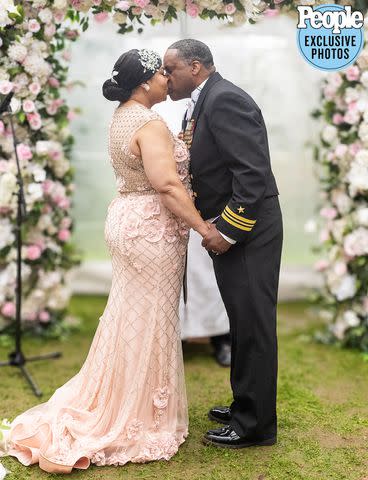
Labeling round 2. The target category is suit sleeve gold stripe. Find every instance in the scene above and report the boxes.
[221,212,252,231]
[222,210,255,230]
[225,206,257,225]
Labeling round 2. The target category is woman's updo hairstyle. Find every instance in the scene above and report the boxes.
[102,48,162,103]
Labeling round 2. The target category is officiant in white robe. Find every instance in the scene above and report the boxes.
[179,229,231,366]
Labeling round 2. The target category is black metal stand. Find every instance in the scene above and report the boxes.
[0,96,62,397]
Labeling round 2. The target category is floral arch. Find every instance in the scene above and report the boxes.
[0,0,367,348]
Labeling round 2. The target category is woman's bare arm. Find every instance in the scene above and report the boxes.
[133,120,209,238]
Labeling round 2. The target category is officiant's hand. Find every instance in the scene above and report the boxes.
[202,223,232,255]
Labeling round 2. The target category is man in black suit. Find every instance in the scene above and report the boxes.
[164,39,283,448]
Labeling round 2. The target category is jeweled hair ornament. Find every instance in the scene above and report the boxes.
[138,49,161,74]
[111,70,119,84]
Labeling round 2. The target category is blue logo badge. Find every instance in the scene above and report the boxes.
[296,4,364,71]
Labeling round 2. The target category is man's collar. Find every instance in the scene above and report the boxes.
[191,77,209,103]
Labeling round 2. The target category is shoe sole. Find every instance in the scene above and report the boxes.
[207,412,230,424]
[202,436,276,449]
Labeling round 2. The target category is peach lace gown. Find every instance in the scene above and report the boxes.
[6,104,191,474]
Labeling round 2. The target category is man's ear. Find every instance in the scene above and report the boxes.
[191,60,201,76]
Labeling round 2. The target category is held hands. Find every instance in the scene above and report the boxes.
[201,223,232,255]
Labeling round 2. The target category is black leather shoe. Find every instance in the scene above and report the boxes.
[203,425,276,449]
[208,406,231,424]
[214,342,231,367]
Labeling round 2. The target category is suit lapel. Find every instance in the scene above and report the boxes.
[191,71,222,127]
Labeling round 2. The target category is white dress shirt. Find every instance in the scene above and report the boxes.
[186,79,236,246]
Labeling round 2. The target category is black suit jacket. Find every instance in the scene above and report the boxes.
[186,72,279,242]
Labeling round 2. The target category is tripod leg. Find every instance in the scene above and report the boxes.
[19,365,42,397]
[27,352,62,362]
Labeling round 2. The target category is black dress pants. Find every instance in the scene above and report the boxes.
[211,195,283,440]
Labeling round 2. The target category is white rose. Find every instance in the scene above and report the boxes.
[344,227,368,257]
[322,125,338,144]
[358,123,368,145]
[47,285,70,309]
[38,7,53,24]
[27,182,43,202]
[343,310,360,327]
[346,150,368,196]
[54,0,67,8]
[37,214,52,231]
[0,172,16,207]
[329,274,357,301]
[53,158,69,178]
[344,87,360,104]
[356,207,368,226]
[38,270,61,289]
[361,71,368,89]
[29,164,46,182]
[331,189,352,214]
[112,11,127,23]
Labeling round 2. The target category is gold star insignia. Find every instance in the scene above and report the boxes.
[237,206,245,214]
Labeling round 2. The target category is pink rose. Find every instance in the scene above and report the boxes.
[264,8,279,17]
[142,218,165,242]
[363,297,368,313]
[333,261,347,276]
[314,259,329,272]
[345,65,360,82]
[54,11,66,23]
[44,23,56,38]
[26,244,42,260]
[42,179,54,195]
[58,229,71,242]
[320,207,337,220]
[131,6,142,14]
[94,11,109,23]
[28,19,41,32]
[1,302,16,318]
[343,109,360,125]
[0,80,13,95]
[153,386,169,409]
[332,113,344,125]
[48,77,60,88]
[29,82,41,95]
[57,197,70,209]
[134,0,149,7]
[323,85,337,101]
[16,143,33,161]
[39,310,50,323]
[319,229,330,243]
[67,110,77,121]
[62,51,72,62]
[186,3,199,18]
[349,142,362,156]
[26,112,42,130]
[224,3,236,14]
[116,0,130,10]
[65,29,79,40]
[60,217,72,229]
[334,144,348,158]
[22,100,35,113]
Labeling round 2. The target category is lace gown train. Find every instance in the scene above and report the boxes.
[6,104,191,473]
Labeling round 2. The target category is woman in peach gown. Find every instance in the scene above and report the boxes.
[4,49,210,474]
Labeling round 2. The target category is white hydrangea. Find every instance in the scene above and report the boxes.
[0,218,15,250]
[54,0,68,8]
[26,183,43,203]
[329,274,357,301]
[355,207,368,227]
[0,172,17,207]
[7,43,28,63]
[23,54,52,78]
[0,0,16,28]
[344,227,368,257]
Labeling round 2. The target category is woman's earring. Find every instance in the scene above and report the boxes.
[142,83,150,92]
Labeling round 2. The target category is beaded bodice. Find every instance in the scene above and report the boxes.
[108,103,190,195]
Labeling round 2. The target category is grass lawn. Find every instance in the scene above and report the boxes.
[1,297,368,480]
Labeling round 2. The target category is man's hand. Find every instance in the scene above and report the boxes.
[202,223,232,254]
